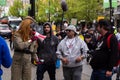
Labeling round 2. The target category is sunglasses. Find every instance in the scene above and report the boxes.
[66,30,72,32]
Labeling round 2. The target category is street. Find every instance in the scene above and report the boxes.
[1,39,117,80]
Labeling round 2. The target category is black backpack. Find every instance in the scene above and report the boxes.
[107,34,120,66]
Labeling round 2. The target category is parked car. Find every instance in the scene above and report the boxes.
[0,24,11,38]
[8,16,22,30]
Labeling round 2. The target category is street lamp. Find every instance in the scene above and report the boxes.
[29,0,35,18]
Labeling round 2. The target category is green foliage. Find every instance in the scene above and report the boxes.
[8,0,103,23]
[35,0,61,22]
[9,0,23,17]
[65,0,103,22]
[35,0,103,23]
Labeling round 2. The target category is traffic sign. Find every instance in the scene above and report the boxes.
[0,0,6,6]
[103,0,117,8]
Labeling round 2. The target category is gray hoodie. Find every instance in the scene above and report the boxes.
[56,36,89,67]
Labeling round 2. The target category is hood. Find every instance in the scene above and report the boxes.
[43,22,53,36]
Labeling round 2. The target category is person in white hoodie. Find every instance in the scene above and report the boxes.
[56,25,89,80]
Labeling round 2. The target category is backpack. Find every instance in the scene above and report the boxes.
[107,34,120,66]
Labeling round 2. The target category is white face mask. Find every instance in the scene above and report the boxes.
[64,23,68,27]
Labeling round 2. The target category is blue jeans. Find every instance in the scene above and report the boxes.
[90,70,112,80]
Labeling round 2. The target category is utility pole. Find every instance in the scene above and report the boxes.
[29,0,35,19]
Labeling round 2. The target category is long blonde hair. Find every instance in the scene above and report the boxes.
[17,16,34,41]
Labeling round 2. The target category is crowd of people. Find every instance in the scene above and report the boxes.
[0,16,120,80]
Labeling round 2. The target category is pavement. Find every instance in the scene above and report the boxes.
[1,63,91,80]
[37,63,91,80]
[2,63,117,80]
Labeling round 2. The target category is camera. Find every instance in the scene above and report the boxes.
[87,50,94,63]
[39,59,44,63]
[87,50,94,55]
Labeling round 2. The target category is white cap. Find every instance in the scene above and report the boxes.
[66,25,77,33]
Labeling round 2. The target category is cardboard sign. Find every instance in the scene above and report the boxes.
[71,18,77,25]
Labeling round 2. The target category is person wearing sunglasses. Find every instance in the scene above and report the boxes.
[56,25,88,80]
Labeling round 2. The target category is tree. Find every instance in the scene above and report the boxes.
[0,7,2,16]
[9,0,23,17]
[65,0,103,22]
[8,0,103,23]
[35,0,61,22]
[35,0,103,23]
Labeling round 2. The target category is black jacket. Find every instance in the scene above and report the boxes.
[37,35,59,64]
[37,22,59,64]
[90,32,118,71]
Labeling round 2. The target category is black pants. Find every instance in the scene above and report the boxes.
[37,63,56,80]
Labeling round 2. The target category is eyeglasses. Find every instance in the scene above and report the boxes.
[66,30,72,32]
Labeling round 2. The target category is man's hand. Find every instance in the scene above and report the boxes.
[75,56,83,63]
[61,58,69,65]
[28,39,32,42]
[106,71,112,77]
